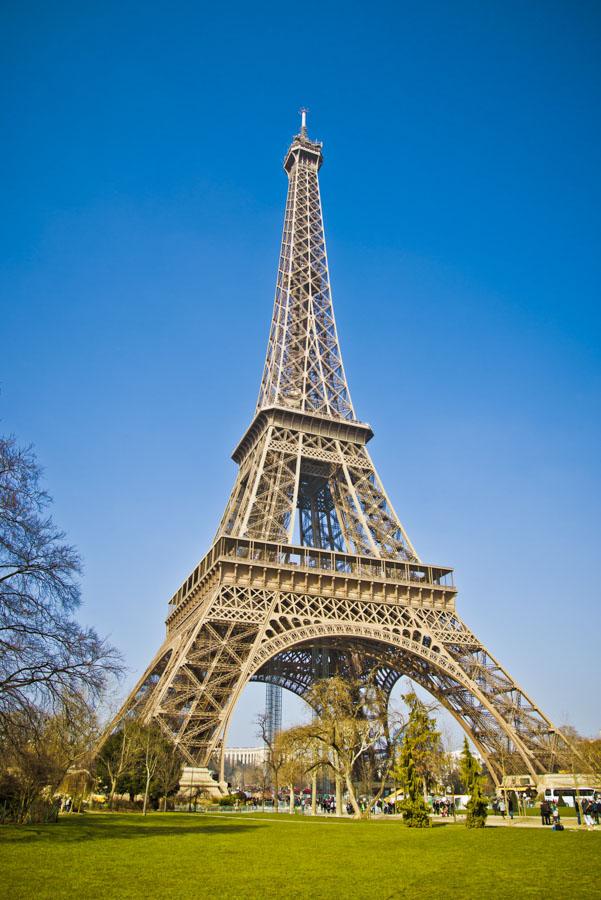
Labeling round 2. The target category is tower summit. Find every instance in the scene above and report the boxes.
[257,110,352,423]
[101,116,577,793]
[300,107,308,136]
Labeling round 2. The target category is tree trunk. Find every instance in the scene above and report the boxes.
[109,775,117,810]
[274,777,279,813]
[335,772,342,817]
[344,774,362,818]
[364,774,389,817]
[311,771,317,816]
[143,771,151,816]
[289,785,295,815]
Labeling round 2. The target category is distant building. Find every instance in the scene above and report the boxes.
[449,747,482,762]
[224,746,268,767]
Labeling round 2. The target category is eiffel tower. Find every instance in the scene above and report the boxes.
[105,111,574,793]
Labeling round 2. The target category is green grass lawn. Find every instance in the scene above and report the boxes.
[1,812,600,899]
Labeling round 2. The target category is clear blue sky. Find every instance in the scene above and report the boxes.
[2,1,599,746]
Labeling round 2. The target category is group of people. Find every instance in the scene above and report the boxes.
[377,800,397,815]
[492,796,517,819]
[540,796,600,829]
[318,796,337,814]
[342,799,396,815]
[432,799,455,817]
[539,799,562,827]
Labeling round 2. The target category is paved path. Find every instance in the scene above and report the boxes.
[478,813,589,830]
[196,810,596,830]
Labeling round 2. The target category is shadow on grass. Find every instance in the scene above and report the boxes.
[0,817,262,845]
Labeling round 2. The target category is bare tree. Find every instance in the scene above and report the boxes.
[301,676,406,818]
[60,766,95,814]
[96,719,139,808]
[257,712,287,812]
[0,703,100,823]
[132,723,169,816]
[294,728,322,815]
[154,742,184,811]
[560,726,601,779]
[275,726,314,815]
[0,436,122,723]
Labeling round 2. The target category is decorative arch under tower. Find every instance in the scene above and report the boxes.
[103,115,575,791]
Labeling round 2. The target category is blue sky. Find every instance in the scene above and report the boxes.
[2,1,599,746]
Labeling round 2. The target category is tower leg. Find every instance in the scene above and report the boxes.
[100,579,579,784]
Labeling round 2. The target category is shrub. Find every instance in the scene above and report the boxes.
[465,781,488,828]
[399,796,431,828]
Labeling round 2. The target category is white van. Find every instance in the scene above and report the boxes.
[544,787,596,808]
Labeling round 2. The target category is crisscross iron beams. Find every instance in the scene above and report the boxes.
[154,619,260,764]
[219,425,418,562]
[97,118,579,790]
[257,131,353,420]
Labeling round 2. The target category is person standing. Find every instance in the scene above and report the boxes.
[583,799,594,829]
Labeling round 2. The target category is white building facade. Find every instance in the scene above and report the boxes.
[224,746,268,767]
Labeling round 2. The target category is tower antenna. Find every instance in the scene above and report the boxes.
[299,107,308,136]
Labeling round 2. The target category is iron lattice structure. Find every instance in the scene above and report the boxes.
[105,116,575,785]
[264,682,282,746]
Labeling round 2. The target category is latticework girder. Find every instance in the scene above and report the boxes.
[106,566,574,780]
[99,117,579,787]
[257,130,353,421]
[217,421,417,561]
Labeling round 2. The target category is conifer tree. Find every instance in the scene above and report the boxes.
[394,695,435,827]
[397,740,430,827]
[399,692,442,799]
[460,737,488,828]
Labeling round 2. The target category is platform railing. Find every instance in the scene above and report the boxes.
[168,535,455,611]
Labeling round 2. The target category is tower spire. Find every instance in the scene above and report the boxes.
[300,106,308,137]
[257,115,354,421]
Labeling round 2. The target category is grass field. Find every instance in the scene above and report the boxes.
[2,812,600,899]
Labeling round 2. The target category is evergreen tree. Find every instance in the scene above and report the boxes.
[460,737,488,828]
[401,692,442,799]
[397,741,430,827]
[394,695,435,828]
